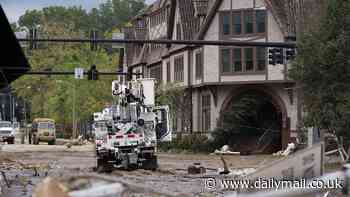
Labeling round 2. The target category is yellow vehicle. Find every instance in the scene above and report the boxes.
[30,118,56,145]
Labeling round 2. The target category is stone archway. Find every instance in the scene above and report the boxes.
[219,85,289,153]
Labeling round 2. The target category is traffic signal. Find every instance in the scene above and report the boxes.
[90,30,98,51]
[88,64,99,80]
[286,48,296,61]
[268,48,277,65]
[275,48,284,65]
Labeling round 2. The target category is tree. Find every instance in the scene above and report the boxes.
[156,83,192,132]
[289,0,350,136]
[18,9,42,29]
[12,22,118,136]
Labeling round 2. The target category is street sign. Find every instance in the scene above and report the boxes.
[248,143,324,180]
[74,68,84,79]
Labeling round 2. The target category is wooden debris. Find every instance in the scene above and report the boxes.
[187,165,206,174]
[219,156,230,175]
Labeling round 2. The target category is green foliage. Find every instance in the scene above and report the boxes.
[12,0,147,134]
[17,0,146,34]
[12,22,117,131]
[289,0,350,135]
[156,83,192,132]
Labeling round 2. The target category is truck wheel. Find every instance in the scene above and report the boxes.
[97,157,113,173]
[48,140,55,145]
[8,139,14,144]
[142,156,158,171]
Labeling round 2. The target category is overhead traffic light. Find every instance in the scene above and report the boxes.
[268,48,284,65]
[88,64,99,80]
[286,48,296,61]
[275,48,284,65]
[268,48,277,65]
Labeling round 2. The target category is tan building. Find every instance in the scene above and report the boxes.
[123,0,319,151]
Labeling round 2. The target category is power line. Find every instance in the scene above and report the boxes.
[17,38,297,48]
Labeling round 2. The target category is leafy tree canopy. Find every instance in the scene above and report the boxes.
[17,0,146,34]
[289,0,350,135]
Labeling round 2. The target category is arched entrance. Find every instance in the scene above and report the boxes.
[219,86,288,154]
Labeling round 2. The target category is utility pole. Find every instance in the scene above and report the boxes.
[73,81,76,138]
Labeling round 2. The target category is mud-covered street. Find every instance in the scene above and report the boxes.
[0,143,279,196]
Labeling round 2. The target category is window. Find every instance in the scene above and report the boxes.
[202,95,211,132]
[174,56,184,82]
[244,11,254,34]
[195,50,203,79]
[233,48,242,72]
[220,47,267,74]
[149,65,162,84]
[166,61,171,82]
[222,12,230,35]
[221,49,231,73]
[257,47,266,71]
[244,48,254,71]
[256,10,266,33]
[220,10,266,37]
[232,12,242,35]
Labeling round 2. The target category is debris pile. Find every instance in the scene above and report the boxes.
[272,143,296,156]
[34,174,173,197]
[65,136,92,148]
[187,163,206,174]
[211,145,240,155]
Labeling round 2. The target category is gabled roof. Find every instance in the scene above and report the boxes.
[195,0,223,40]
[0,5,30,88]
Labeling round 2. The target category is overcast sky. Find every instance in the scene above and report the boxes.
[0,0,156,23]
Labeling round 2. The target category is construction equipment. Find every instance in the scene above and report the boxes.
[95,78,171,172]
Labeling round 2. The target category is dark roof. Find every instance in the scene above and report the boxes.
[0,5,30,88]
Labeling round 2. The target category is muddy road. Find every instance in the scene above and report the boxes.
[0,143,283,196]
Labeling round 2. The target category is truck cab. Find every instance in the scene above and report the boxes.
[30,118,56,145]
[0,121,15,144]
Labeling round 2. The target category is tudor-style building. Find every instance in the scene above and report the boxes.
[123,0,314,150]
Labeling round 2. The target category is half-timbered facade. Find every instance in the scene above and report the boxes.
[123,0,319,149]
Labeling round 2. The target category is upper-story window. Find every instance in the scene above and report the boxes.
[221,49,231,72]
[232,12,241,35]
[174,56,184,82]
[244,11,254,34]
[256,10,266,33]
[220,9,266,37]
[233,48,242,72]
[222,13,230,35]
[256,47,266,71]
[220,47,266,74]
[195,50,203,79]
[244,48,254,71]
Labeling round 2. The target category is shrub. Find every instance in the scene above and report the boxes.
[158,134,216,153]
